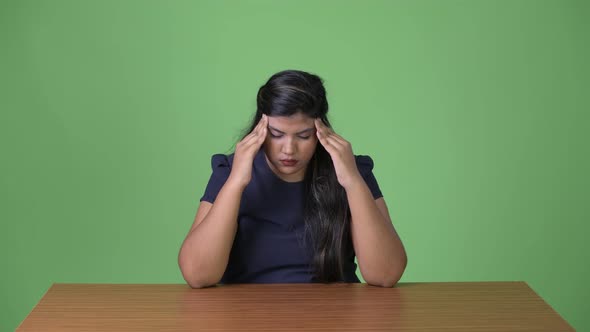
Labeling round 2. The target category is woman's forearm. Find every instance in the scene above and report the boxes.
[345,177,407,287]
[178,177,245,288]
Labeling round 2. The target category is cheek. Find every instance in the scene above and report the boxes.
[263,138,278,154]
[302,140,318,158]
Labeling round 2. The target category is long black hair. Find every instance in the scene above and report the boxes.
[241,69,351,282]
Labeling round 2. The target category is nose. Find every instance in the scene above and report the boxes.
[281,137,296,155]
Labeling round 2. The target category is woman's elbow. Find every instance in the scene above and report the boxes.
[180,268,219,289]
[178,257,220,289]
[365,275,401,288]
[365,256,408,288]
[186,279,217,289]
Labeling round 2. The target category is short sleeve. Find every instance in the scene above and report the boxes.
[200,154,232,203]
[355,155,383,199]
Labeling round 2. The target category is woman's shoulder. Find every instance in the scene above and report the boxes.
[354,154,375,174]
[209,153,235,169]
[354,154,383,198]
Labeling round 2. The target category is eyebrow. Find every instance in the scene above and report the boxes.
[268,125,315,135]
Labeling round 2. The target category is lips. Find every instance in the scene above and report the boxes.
[280,159,298,167]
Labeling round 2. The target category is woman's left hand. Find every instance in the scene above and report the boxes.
[315,118,363,189]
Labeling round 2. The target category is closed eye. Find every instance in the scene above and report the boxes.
[269,133,311,140]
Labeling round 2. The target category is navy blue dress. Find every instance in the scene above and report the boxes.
[200,149,383,283]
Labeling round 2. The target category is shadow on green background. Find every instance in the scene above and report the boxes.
[1,0,588,330]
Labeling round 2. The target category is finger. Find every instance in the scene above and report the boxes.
[258,125,268,142]
[250,125,268,145]
[315,118,327,131]
[246,125,261,141]
[240,132,265,155]
[314,122,341,147]
[245,115,267,140]
[255,114,267,131]
[252,114,266,131]
[316,129,338,155]
[325,135,346,154]
[318,123,348,148]
[251,125,268,145]
[329,132,349,147]
[241,126,265,148]
[315,119,331,137]
[314,118,323,131]
[239,134,257,149]
[324,134,345,150]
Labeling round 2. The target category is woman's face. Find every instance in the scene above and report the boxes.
[263,112,318,182]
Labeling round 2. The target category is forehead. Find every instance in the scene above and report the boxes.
[267,113,315,130]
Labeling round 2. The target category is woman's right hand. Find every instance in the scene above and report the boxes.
[228,114,268,188]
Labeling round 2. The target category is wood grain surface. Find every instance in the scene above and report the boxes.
[17,282,574,331]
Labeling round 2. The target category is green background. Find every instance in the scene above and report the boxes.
[1,0,588,330]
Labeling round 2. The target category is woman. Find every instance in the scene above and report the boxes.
[178,69,407,288]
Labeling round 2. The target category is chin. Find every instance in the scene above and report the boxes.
[275,162,305,175]
[277,165,298,174]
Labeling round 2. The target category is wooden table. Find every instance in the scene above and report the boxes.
[17,282,573,331]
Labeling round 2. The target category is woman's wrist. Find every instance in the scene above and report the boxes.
[225,174,249,192]
[341,172,365,191]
